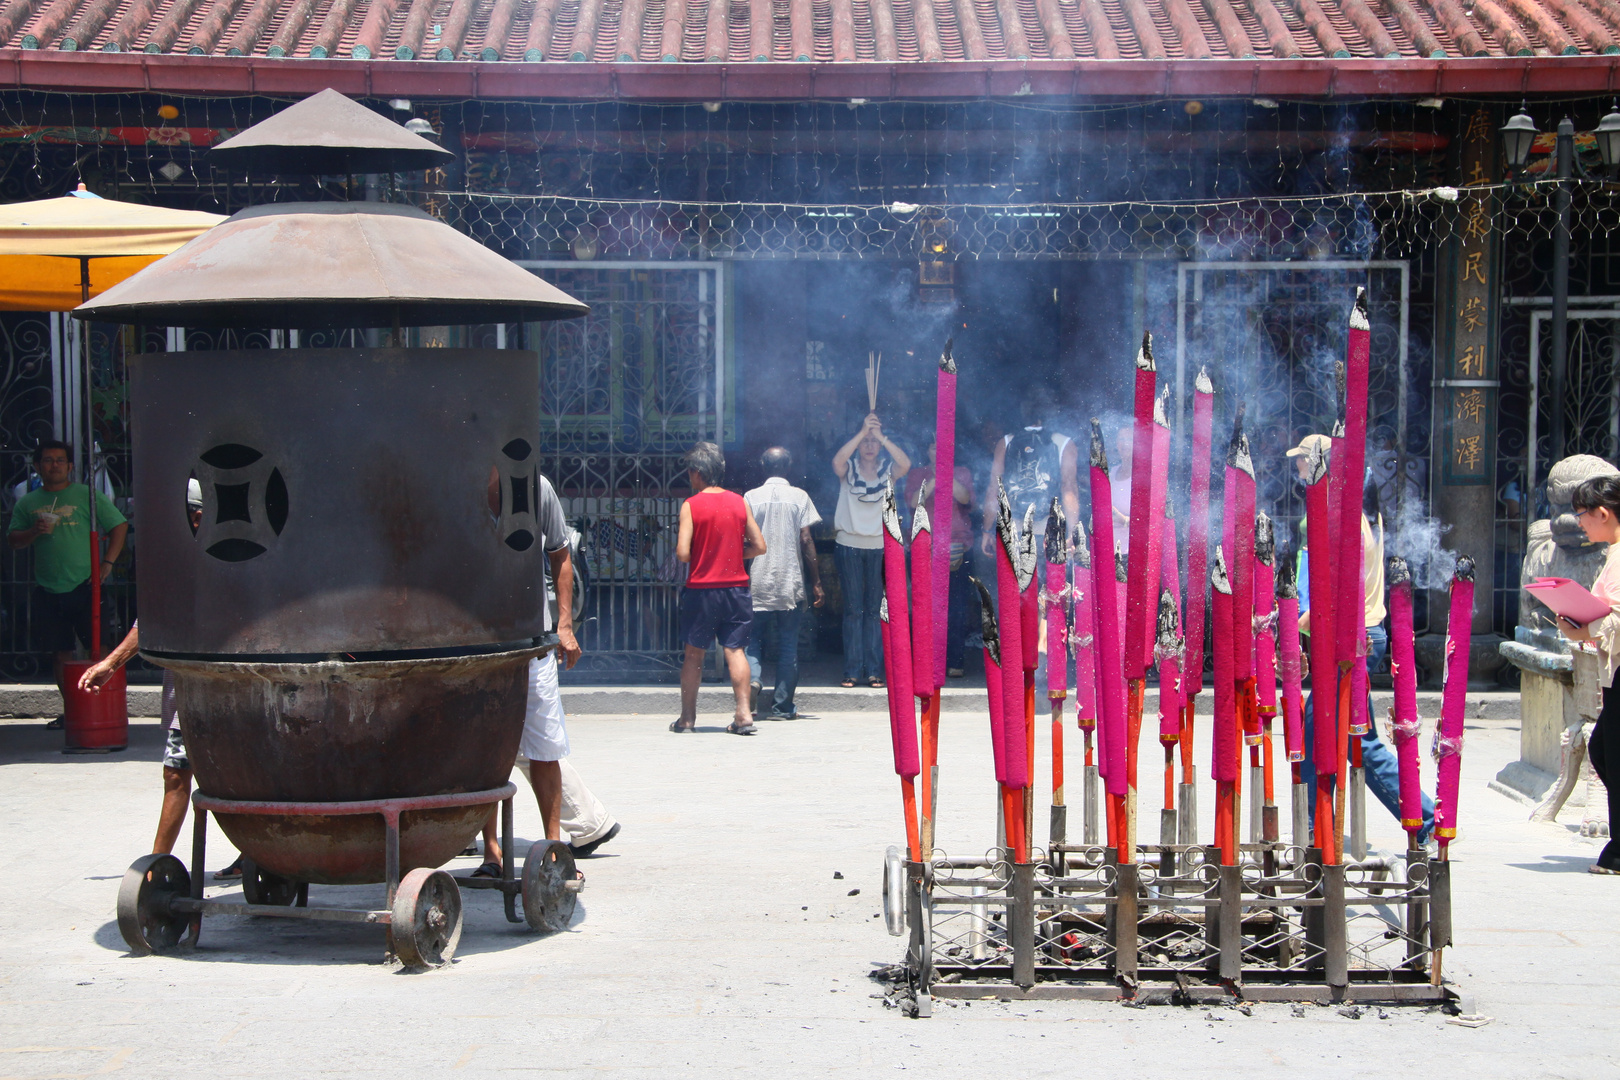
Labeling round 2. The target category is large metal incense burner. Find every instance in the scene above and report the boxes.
[884,836,1450,1011]
[92,92,590,967]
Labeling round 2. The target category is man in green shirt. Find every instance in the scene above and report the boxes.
[7,440,128,703]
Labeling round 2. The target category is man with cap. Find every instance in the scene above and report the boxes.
[1286,432,1435,846]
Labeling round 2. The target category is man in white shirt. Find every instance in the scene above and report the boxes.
[744,447,824,719]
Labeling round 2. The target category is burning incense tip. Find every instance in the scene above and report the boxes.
[1136,332,1155,372]
[1229,433,1254,478]
[1254,511,1275,564]
[1335,360,1347,415]
[970,576,1000,665]
[1115,552,1127,583]
[939,337,956,374]
[1089,418,1109,473]
[1153,385,1170,429]
[1045,497,1068,564]
[995,482,1018,560]
[1071,523,1091,568]
[911,499,931,542]
[882,483,904,542]
[1387,554,1412,586]
[1350,286,1370,332]
[1303,439,1330,485]
[1018,504,1038,589]
[1211,545,1232,594]
[1155,589,1182,656]
[1195,366,1214,395]
[881,595,889,622]
[1453,555,1476,583]
[1277,553,1298,599]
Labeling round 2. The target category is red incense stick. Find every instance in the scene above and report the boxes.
[881,489,921,861]
[1123,333,1159,681]
[931,340,957,691]
[994,487,1030,861]
[1087,420,1127,852]
[1277,556,1305,763]
[973,576,1021,861]
[1253,512,1278,817]
[1179,368,1214,828]
[1045,501,1070,812]
[1211,547,1238,864]
[1387,557,1424,841]
[1302,439,1338,860]
[1434,556,1475,854]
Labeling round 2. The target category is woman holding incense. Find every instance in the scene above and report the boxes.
[833,413,911,688]
[1556,473,1620,874]
[1287,434,1435,845]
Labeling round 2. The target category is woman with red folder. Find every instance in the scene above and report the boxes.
[1559,474,1620,874]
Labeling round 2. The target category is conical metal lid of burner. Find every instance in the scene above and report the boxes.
[76,201,588,329]
[210,88,453,175]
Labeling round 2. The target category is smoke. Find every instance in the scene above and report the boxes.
[1384,491,1461,590]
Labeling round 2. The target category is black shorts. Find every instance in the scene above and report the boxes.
[32,582,91,654]
[679,586,753,650]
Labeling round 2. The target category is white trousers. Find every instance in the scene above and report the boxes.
[515,652,616,846]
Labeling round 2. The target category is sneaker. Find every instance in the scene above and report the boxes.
[749,680,761,717]
[570,822,621,858]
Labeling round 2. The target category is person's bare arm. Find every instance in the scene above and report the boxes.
[833,414,879,479]
[676,501,694,563]
[548,547,582,669]
[8,520,45,549]
[953,467,972,507]
[1060,441,1081,528]
[100,521,129,580]
[883,434,912,479]
[800,525,824,607]
[80,624,139,691]
[743,505,767,560]
[981,438,1006,554]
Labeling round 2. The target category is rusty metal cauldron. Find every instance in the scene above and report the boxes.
[128,347,557,885]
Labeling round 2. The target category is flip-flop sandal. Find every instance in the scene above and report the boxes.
[1590,864,1620,875]
[471,861,503,879]
[839,678,857,688]
[213,856,243,881]
[45,716,64,730]
[669,719,695,733]
[726,720,757,736]
[868,678,885,689]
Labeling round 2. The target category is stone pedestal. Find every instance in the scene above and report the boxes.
[1495,630,1610,838]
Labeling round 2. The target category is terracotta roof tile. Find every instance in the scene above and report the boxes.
[2,0,1618,56]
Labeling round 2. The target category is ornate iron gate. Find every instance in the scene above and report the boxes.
[520,261,730,680]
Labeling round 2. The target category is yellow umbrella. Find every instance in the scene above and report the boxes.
[0,184,223,657]
[0,185,224,311]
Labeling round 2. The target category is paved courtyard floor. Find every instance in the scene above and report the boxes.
[1,705,1615,1078]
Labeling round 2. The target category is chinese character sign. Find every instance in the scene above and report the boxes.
[1445,107,1495,486]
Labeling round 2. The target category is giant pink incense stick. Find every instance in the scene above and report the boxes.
[931,339,957,691]
[1185,367,1215,703]
[1434,556,1475,852]
[881,488,919,769]
[1227,417,1257,728]
[1046,500,1071,704]
[1253,511,1278,838]
[1302,439,1338,860]
[1087,421,1126,853]
[1072,524,1098,733]
[994,487,1029,796]
[1277,557,1305,764]
[1387,556,1423,842]
[1020,504,1040,677]
[911,503,935,699]
[881,488,920,862]
[1211,547,1237,864]
[1335,290,1371,675]
[1123,334,1159,681]
[1142,387,1172,662]
[972,576,1007,785]
[1159,508,1182,745]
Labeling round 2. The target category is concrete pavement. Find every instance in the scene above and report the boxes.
[0,705,1616,1078]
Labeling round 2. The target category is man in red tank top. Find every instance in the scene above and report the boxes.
[672,441,767,735]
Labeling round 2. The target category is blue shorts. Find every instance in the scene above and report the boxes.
[680,586,752,650]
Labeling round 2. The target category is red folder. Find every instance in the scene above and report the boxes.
[1526,577,1614,626]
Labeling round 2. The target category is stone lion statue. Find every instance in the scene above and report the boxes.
[1520,454,1620,631]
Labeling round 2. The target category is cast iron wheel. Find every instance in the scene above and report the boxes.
[883,845,906,937]
[116,854,197,955]
[521,839,578,933]
[391,867,462,969]
[240,857,299,907]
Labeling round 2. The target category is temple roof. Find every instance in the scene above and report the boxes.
[0,0,1617,99]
